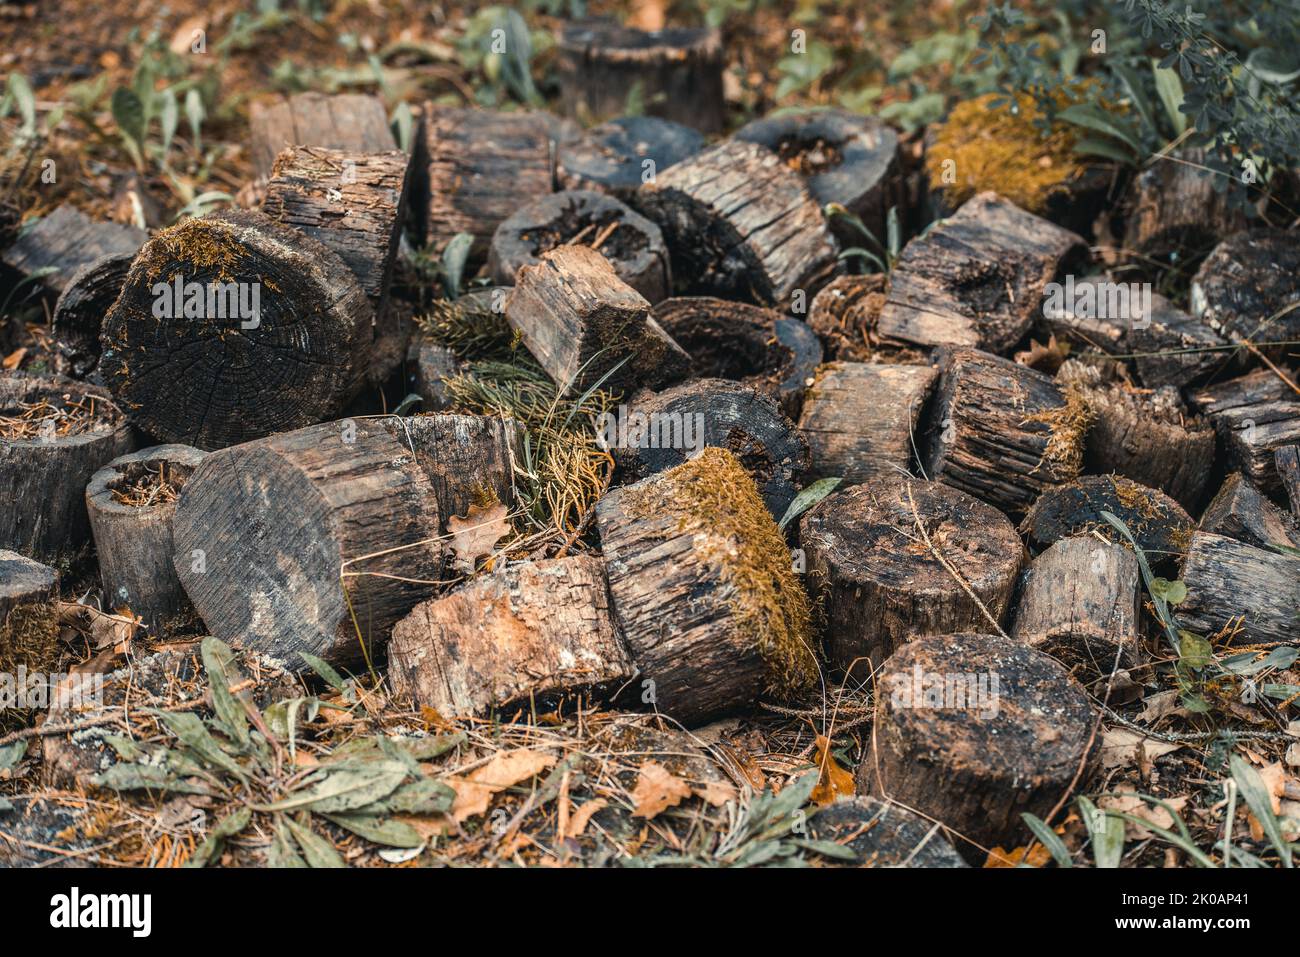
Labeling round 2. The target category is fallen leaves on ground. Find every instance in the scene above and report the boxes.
[1099,794,1190,840]
[447,748,555,823]
[809,735,855,805]
[1099,726,1183,772]
[985,842,1054,868]
[631,761,693,820]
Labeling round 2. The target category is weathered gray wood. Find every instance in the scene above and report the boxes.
[0,550,57,621]
[406,336,461,412]
[1129,292,1227,389]
[249,92,396,180]
[1199,473,1298,550]
[1276,445,1300,520]
[557,115,704,198]
[1191,229,1300,356]
[1190,369,1300,494]
[1125,149,1248,264]
[1,205,144,296]
[806,797,968,868]
[1179,532,1300,644]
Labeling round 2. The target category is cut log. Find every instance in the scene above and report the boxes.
[0,550,59,693]
[1275,445,1300,520]
[877,192,1087,355]
[504,244,688,394]
[807,797,968,868]
[85,444,207,633]
[1,205,144,296]
[1021,474,1194,562]
[858,632,1097,858]
[488,190,670,303]
[388,556,634,717]
[0,374,135,564]
[406,336,462,412]
[172,419,444,666]
[633,139,838,308]
[1199,473,1298,550]
[1191,229,1300,356]
[100,209,374,450]
[923,348,1090,517]
[652,297,822,418]
[1179,532,1300,644]
[1036,273,1131,355]
[0,550,57,620]
[596,447,818,726]
[806,273,926,365]
[1124,149,1248,267]
[797,361,938,486]
[1011,536,1143,672]
[1128,292,1227,389]
[557,115,704,199]
[555,22,725,133]
[50,251,134,380]
[608,378,809,518]
[248,92,396,180]
[1190,369,1300,494]
[800,479,1023,677]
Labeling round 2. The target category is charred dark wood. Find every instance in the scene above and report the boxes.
[1199,473,1298,550]
[1190,369,1300,494]
[406,336,462,412]
[1277,445,1300,520]
[1129,293,1227,389]
[1179,532,1300,644]
[248,92,396,180]
[50,251,134,379]
[557,115,704,199]
[1124,149,1248,267]
[1,205,144,296]
[1191,230,1300,359]
[1036,273,1131,355]
[1020,474,1194,563]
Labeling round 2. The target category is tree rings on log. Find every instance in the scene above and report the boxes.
[1199,473,1298,550]
[858,632,1097,857]
[100,209,373,450]
[797,361,938,486]
[633,139,838,308]
[172,419,444,667]
[488,190,670,303]
[806,797,968,868]
[51,251,134,380]
[1190,369,1300,495]
[0,204,144,297]
[249,92,396,180]
[1191,229,1300,358]
[800,479,1023,677]
[1179,532,1300,644]
[557,115,704,199]
[596,447,818,726]
[388,556,634,717]
[1020,474,1194,561]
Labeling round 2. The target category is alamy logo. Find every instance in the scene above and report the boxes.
[0,667,103,710]
[1042,275,1152,327]
[151,274,261,329]
[49,887,151,937]
[595,405,705,455]
[889,664,1000,719]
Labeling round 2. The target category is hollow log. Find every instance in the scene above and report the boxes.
[633,139,838,308]
[807,797,968,868]
[557,115,704,199]
[1191,229,1300,358]
[595,447,818,726]
[1190,369,1300,494]
[807,273,924,364]
[50,251,134,380]
[1276,445,1300,520]
[797,361,938,486]
[248,92,396,180]
[0,204,144,296]
[1020,474,1194,562]
[1125,149,1248,266]
[172,419,445,667]
[858,632,1097,858]
[100,209,374,450]
[1199,473,1298,550]
[800,479,1023,678]
[1179,532,1300,644]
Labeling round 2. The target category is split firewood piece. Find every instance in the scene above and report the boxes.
[489,190,670,303]
[1179,532,1300,644]
[85,445,207,633]
[734,108,900,246]
[806,796,968,868]
[1277,445,1300,519]
[609,378,809,518]
[652,297,822,418]
[1191,229,1300,357]
[0,205,145,296]
[50,251,135,380]
[1199,473,1298,550]
[555,22,725,133]
[923,347,1091,517]
[248,92,396,180]
[1190,369,1300,494]
[1021,474,1194,564]
[797,362,938,486]
[633,139,838,308]
[422,106,556,267]
[1036,273,1132,355]
[100,209,374,450]
[504,244,688,394]
[1128,292,1226,389]
[0,550,59,677]
[172,419,444,667]
[388,556,635,717]
[596,447,818,726]
[800,479,1023,677]
[806,273,927,364]
[406,336,462,412]
[1124,149,1248,266]
[1011,536,1143,671]
[877,192,1087,355]
[858,632,1097,859]
[557,115,704,199]
[0,374,135,564]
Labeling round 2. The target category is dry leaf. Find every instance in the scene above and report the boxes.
[1244,762,1288,842]
[447,502,511,573]
[692,778,737,808]
[1014,335,1070,373]
[985,843,1053,868]
[1099,726,1183,770]
[809,734,855,806]
[447,748,555,823]
[631,761,692,820]
[567,798,607,837]
[3,348,27,370]
[1137,690,1187,725]
[1100,794,1189,840]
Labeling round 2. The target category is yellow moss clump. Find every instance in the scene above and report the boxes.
[1025,385,1094,480]
[143,217,241,284]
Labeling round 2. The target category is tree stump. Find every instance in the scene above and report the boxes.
[608,378,809,519]
[807,797,968,868]
[633,139,838,308]
[557,115,704,199]
[1124,149,1248,267]
[1191,230,1300,358]
[858,632,1097,858]
[388,556,634,717]
[100,209,374,450]
[504,244,688,394]
[1021,474,1194,563]
[1277,445,1300,520]
[0,204,144,296]
[800,479,1023,677]
[1199,473,1298,550]
[0,374,135,564]
[1179,533,1300,644]
[1190,369,1300,494]
[923,348,1090,517]
[1011,536,1143,672]
[488,190,670,303]
[172,419,445,667]
[877,192,1087,354]
[1129,292,1227,389]
[84,445,207,633]
[249,92,396,180]
[797,362,938,486]
[406,336,462,412]
[807,273,924,364]
[50,251,134,380]
[595,447,818,726]
[555,22,725,133]
[652,297,822,419]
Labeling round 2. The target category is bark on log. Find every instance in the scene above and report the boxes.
[1277,445,1300,520]
[1190,369,1300,494]
[1179,532,1300,644]
[0,374,135,564]
[596,447,818,726]
[633,139,838,308]
[248,92,396,180]
[1129,292,1226,389]
[0,205,145,296]
[800,479,1023,678]
[1191,229,1300,358]
[0,550,57,621]
[609,378,809,518]
[1199,473,1298,550]
[797,361,938,486]
[1020,474,1194,562]
[172,419,444,666]
[1125,149,1248,266]
[100,209,374,450]
[85,444,207,633]
[488,190,670,303]
[1036,273,1131,355]
[806,273,926,364]
[557,115,704,199]
[406,336,462,412]
[877,192,1087,355]
[50,251,134,380]
[858,632,1097,858]
[806,796,968,868]
[555,22,725,133]
[504,244,688,394]
[388,556,634,717]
